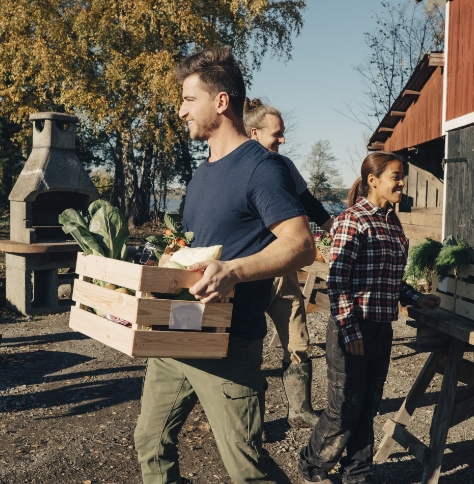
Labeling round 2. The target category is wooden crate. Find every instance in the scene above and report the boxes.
[433,264,474,319]
[69,253,232,358]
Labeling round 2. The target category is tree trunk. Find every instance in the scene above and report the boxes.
[121,130,141,228]
[138,145,154,224]
[110,133,124,210]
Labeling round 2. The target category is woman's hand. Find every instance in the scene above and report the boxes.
[346,338,364,356]
[416,294,441,309]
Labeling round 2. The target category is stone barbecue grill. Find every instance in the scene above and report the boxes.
[0,112,99,315]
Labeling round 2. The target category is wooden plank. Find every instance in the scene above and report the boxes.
[422,338,465,484]
[381,419,430,465]
[418,171,428,208]
[315,292,330,311]
[454,298,474,320]
[426,182,438,208]
[409,161,444,193]
[450,388,474,428]
[402,223,442,242]
[407,307,474,344]
[301,261,329,280]
[72,279,232,328]
[138,299,232,328]
[433,291,456,312]
[411,207,443,215]
[375,352,439,462]
[73,279,139,323]
[397,212,442,228]
[403,90,421,97]
[428,52,444,67]
[75,252,203,293]
[75,253,144,290]
[70,306,134,355]
[139,265,203,293]
[0,240,80,254]
[457,264,474,280]
[436,276,457,295]
[302,272,317,310]
[132,329,229,358]
[434,355,474,386]
[69,306,229,358]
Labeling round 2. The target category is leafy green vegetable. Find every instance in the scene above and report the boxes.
[89,204,129,259]
[404,238,442,286]
[59,199,129,260]
[435,245,474,281]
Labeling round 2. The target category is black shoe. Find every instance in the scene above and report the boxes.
[181,478,194,484]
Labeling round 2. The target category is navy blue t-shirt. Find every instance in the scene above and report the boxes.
[183,140,305,340]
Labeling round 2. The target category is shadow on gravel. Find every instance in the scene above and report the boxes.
[263,417,290,442]
[1,330,88,347]
[375,439,474,483]
[1,349,145,414]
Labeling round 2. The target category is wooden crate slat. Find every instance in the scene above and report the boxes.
[432,274,456,294]
[456,279,474,300]
[457,264,474,279]
[132,330,229,358]
[70,306,135,355]
[433,289,456,312]
[455,298,474,320]
[138,299,232,327]
[73,279,140,324]
[139,265,203,292]
[75,253,144,290]
[73,279,233,328]
[69,306,229,358]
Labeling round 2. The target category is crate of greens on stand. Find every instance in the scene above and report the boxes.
[314,232,332,264]
[404,235,474,320]
[60,200,233,358]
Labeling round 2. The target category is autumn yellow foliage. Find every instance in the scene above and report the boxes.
[0,0,306,224]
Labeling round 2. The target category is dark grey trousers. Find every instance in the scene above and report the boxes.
[299,316,393,483]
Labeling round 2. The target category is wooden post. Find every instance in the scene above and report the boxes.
[422,338,465,484]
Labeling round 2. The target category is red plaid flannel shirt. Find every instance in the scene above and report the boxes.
[327,197,421,344]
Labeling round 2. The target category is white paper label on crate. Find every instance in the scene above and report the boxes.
[169,301,204,331]
[438,278,448,293]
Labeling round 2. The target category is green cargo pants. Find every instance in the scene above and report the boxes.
[267,272,310,365]
[134,336,291,484]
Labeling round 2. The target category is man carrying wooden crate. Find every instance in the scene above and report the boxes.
[134,46,315,484]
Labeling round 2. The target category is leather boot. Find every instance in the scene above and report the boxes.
[283,361,320,428]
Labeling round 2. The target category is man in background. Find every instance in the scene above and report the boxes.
[244,98,333,428]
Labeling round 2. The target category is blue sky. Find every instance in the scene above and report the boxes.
[247,0,386,187]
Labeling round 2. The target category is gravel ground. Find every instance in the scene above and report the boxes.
[1,307,473,484]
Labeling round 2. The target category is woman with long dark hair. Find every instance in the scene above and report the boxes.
[298,152,440,484]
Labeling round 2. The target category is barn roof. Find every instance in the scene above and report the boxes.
[368,52,444,150]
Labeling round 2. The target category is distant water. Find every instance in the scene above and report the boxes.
[150,197,181,213]
[322,201,347,216]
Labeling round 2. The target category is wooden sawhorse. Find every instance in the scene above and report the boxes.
[375,306,474,483]
[268,261,329,348]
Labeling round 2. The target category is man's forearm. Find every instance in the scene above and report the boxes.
[228,232,315,283]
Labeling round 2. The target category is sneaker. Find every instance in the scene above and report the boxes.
[181,478,194,484]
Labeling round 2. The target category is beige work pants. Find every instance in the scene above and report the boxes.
[266,272,310,365]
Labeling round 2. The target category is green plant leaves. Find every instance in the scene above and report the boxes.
[89,204,130,259]
[59,199,129,260]
[164,213,179,232]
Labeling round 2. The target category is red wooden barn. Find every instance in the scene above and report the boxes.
[368,0,474,246]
